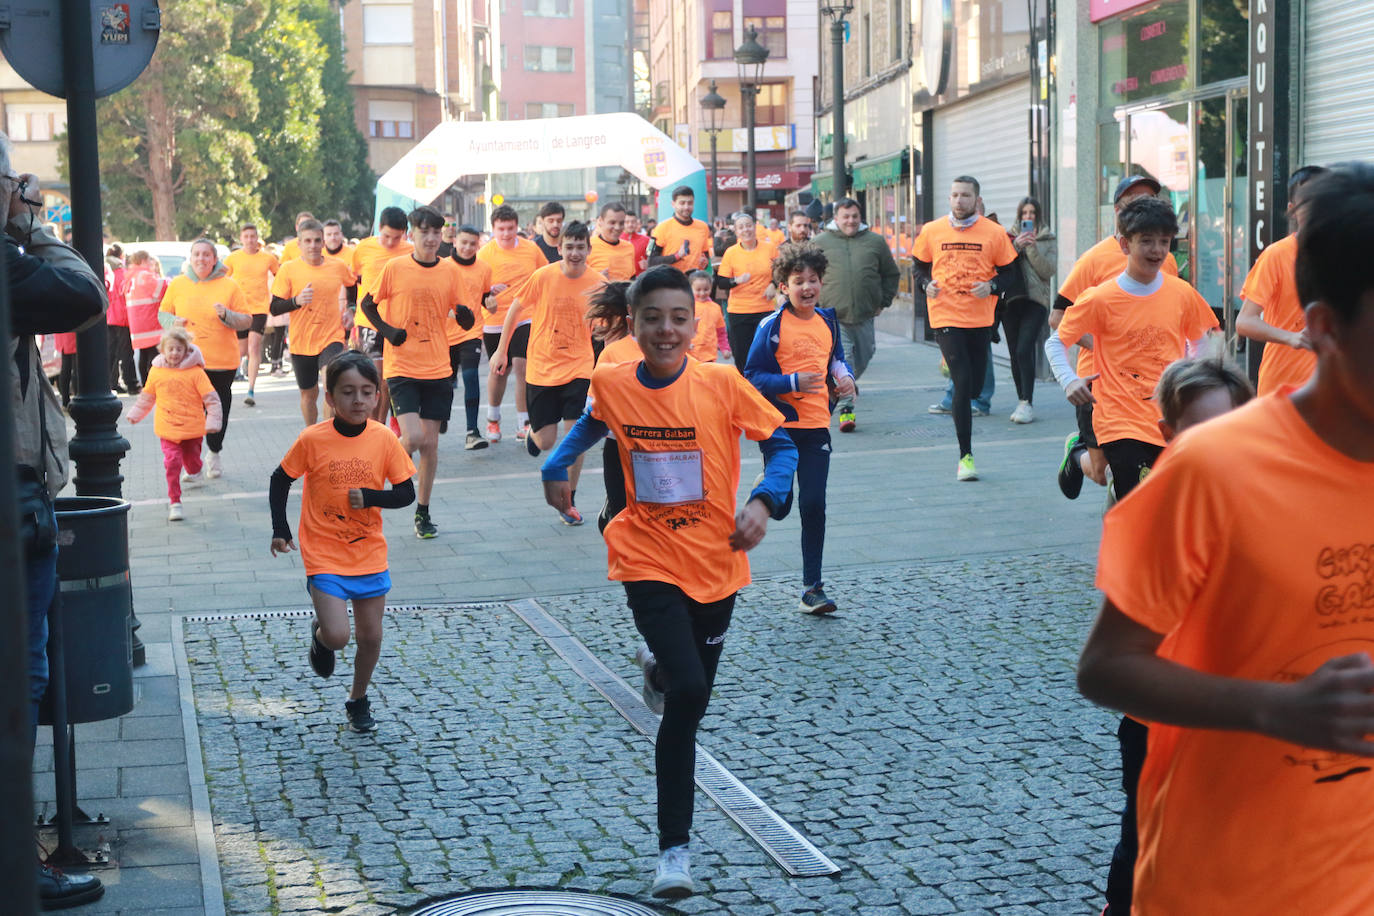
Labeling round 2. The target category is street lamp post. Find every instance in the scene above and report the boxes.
[821,1,854,202]
[701,80,726,223]
[734,26,770,217]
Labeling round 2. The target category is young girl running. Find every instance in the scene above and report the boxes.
[125,327,222,521]
[687,270,729,362]
[541,266,797,899]
[268,351,417,733]
[585,281,640,533]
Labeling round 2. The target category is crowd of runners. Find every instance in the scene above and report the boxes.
[105,160,1374,910]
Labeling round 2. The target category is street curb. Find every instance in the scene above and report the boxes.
[174,614,227,916]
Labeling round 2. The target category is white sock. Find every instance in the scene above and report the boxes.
[517,411,529,427]
[488,405,501,421]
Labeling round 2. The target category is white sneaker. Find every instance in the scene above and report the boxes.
[168,502,184,521]
[651,844,693,899]
[206,451,223,478]
[1010,400,1035,424]
[182,471,205,489]
[634,644,665,715]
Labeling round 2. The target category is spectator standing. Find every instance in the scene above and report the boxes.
[105,244,138,393]
[124,250,167,383]
[1003,197,1056,423]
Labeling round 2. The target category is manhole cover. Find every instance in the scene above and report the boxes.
[413,890,661,915]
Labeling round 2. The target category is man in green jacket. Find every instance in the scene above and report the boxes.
[811,197,900,432]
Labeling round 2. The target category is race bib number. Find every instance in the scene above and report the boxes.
[631,449,704,505]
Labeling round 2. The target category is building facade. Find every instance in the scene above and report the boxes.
[0,59,73,233]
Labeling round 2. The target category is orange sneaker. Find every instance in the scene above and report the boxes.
[485,420,502,443]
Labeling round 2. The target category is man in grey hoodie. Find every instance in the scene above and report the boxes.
[810,198,899,432]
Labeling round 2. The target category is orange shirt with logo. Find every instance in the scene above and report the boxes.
[142,364,216,441]
[519,263,605,386]
[372,256,464,380]
[351,236,415,331]
[718,241,777,314]
[690,299,726,362]
[280,421,417,576]
[1057,274,1218,447]
[270,258,355,357]
[1239,233,1315,396]
[1096,393,1374,915]
[590,358,785,603]
[476,238,548,331]
[912,215,1018,328]
[223,249,279,314]
[158,275,249,371]
[446,257,492,346]
[773,308,835,429]
[650,217,712,273]
[588,234,636,281]
[1059,234,1180,376]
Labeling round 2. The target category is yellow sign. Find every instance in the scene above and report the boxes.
[492,193,505,205]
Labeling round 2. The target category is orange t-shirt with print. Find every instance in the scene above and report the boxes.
[446,257,492,346]
[476,237,548,331]
[280,420,416,576]
[1057,274,1217,447]
[650,217,712,273]
[588,234,636,281]
[1239,233,1315,396]
[1096,393,1374,915]
[222,249,279,314]
[158,275,249,371]
[142,364,215,441]
[1058,234,1180,376]
[912,215,1018,328]
[519,263,605,386]
[590,358,785,603]
[773,307,835,429]
[372,256,464,380]
[270,258,355,357]
[350,236,415,331]
[718,241,777,314]
[690,299,726,362]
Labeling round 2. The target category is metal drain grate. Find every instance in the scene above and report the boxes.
[412,890,660,914]
[180,603,505,624]
[508,599,840,878]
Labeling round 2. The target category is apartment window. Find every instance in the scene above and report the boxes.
[499,101,509,119]
[367,100,415,139]
[523,0,573,15]
[890,0,903,62]
[524,102,576,118]
[6,106,66,142]
[500,43,507,70]
[754,83,786,126]
[708,7,733,59]
[743,15,786,58]
[362,4,413,44]
[524,45,575,71]
[862,13,872,75]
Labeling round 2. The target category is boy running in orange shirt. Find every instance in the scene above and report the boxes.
[223,224,279,406]
[446,224,494,450]
[270,352,416,733]
[477,204,548,442]
[588,202,636,281]
[360,206,476,539]
[687,271,729,362]
[350,207,415,423]
[540,266,797,899]
[1077,163,1374,916]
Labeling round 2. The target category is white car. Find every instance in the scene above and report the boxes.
[123,239,231,279]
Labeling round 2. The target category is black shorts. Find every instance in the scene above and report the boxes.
[483,322,530,360]
[235,313,268,339]
[356,327,384,360]
[291,341,346,391]
[527,378,590,430]
[1100,438,1165,502]
[1075,400,1099,449]
[450,339,481,375]
[388,376,454,421]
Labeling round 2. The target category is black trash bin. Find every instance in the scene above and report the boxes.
[39,496,134,725]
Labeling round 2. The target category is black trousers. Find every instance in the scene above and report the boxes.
[1101,438,1164,502]
[204,368,235,453]
[1000,299,1046,405]
[726,310,767,371]
[1105,716,1149,915]
[598,438,626,534]
[934,325,993,457]
[107,325,139,391]
[263,325,287,364]
[137,346,158,385]
[623,580,735,850]
[58,353,77,406]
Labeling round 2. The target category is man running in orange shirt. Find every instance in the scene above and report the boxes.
[279,211,315,263]
[477,204,548,442]
[447,224,495,450]
[588,202,635,281]
[323,219,355,264]
[351,207,414,423]
[533,201,564,264]
[648,186,711,274]
[223,224,279,406]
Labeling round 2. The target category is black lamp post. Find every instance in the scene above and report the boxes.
[821,0,853,202]
[701,80,726,224]
[733,25,770,216]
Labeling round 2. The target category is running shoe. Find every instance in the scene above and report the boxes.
[182,471,205,490]
[485,420,502,443]
[270,364,285,377]
[526,435,541,458]
[309,626,335,678]
[633,644,665,714]
[1010,400,1034,424]
[243,390,255,407]
[957,454,978,481]
[972,405,991,417]
[344,695,375,732]
[799,582,837,615]
[465,430,489,450]
[928,402,952,415]
[414,512,438,539]
[651,844,693,899]
[1058,433,1085,500]
[167,502,184,522]
[234,369,246,382]
[205,452,223,479]
[515,421,531,441]
[559,506,584,526]
[838,411,856,433]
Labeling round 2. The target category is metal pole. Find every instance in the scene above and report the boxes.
[710,131,720,224]
[744,87,758,215]
[831,15,846,202]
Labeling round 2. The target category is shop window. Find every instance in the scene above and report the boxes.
[362,4,413,44]
[743,15,786,59]
[1098,0,1191,105]
[1199,0,1247,86]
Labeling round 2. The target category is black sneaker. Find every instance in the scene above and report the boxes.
[464,429,489,450]
[38,860,104,910]
[1058,432,1086,500]
[799,583,837,615]
[345,696,375,732]
[415,512,438,539]
[309,626,335,678]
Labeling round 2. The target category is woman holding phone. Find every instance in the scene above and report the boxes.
[1003,197,1056,424]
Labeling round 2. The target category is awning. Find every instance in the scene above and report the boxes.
[713,170,813,191]
[810,168,850,195]
[851,149,909,191]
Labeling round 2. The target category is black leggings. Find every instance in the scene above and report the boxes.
[263,325,286,364]
[138,346,158,384]
[598,438,626,534]
[1001,299,1047,405]
[726,311,767,371]
[107,325,138,391]
[623,580,735,850]
[934,325,993,457]
[204,368,235,453]
[58,353,77,406]
[1100,438,1164,502]
[1106,715,1148,916]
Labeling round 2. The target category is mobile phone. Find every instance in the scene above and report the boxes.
[1020,219,1034,234]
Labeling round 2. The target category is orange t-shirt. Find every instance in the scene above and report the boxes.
[158,275,249,371]
[650,217,712,272]
[773,307,834,429]
[759,227,785,248]
[351,236,415,331]
[598,334,641,367]
[447,257,492,346]
[279,420,417,576]
[1059,234,1180,376]
[588,234,636,281]
[912,215,1018,328]
[590,358,785,603]
[280,238,300,263]
[476,237,548,331]
[372,256,464,380]
[690,299,726,362]
[1096,393,1374,915]
[718,241,777,314]
[270,258,355,357]
[325,243,355,265]
[519,263,605,387]
[142,364,215,441]
[1057,274,1218,447]
[222,249,279,314]
[1240,234,1315,396]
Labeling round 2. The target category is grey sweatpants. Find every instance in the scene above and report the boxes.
[837,319,875,412]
